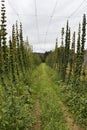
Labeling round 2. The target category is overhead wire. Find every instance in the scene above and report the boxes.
[7,0,27,35]
[54,0,87,41]
[68,0,86,18]
[6,0,87,52]
[7,0,21,22]
[5,12,87,18]
[34,0,40,45]
[44,0,58,44]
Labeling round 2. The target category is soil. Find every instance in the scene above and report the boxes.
[59,101,84,130]
[32,99,41,130]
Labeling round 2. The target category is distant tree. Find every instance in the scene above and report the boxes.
[46,51,54,68]
[44,51,50,62]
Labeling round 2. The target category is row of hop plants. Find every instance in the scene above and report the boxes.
[46,14,86,84]
[46,14,87,128]
[0,0,41,129]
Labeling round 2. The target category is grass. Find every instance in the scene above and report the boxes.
[32,63,69,130]
[56,79,87,129]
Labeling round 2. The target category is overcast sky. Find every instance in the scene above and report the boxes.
[2,0,87,52]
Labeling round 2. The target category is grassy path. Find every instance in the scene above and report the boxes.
[32,64,84,130]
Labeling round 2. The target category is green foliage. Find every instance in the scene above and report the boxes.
[1,0,8,75]
[63,21,70,81]
[46,15,86,83]
[32,53,42,67]
[73,24,81,85]
[0,30,3,77]
[9,38,16,82]
[46,51,55,68]
[67,32,75,84]
[0,0,87,129]
[73,14,86,86]
[45,14,87,129]
[32,64,69,130]
[0,82,34,130]
[54,38,58,70]
[0,1,39,129]
[81,14,86,62]
[61,27,64,47]
[58,83,87,129]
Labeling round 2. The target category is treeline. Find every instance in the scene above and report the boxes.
[0,0,41,129]
[46,14,87,128]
